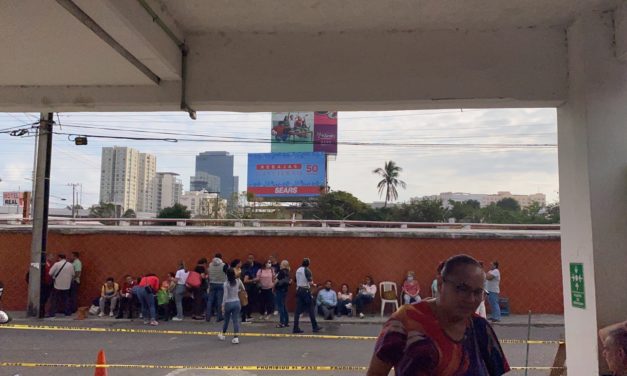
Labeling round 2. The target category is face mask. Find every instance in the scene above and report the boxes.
[407,276,414,281]
[266,263,272,268]
[325,287,331,291]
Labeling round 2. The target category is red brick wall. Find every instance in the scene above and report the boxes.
[0,229,563,314]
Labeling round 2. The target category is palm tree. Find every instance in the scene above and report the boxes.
[373,161,407,207]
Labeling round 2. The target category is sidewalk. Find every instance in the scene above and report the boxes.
[5,311,564,327]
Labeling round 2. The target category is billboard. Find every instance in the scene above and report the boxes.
[247,152,326,198]
[3,192,24,206]
[271,112,337,154]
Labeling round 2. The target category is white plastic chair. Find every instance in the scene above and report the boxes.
[379,281,399,317]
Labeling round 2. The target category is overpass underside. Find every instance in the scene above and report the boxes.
[2,0,627,374]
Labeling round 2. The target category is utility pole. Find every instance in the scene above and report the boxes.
[67,183,80,218]
[27,113,54,318]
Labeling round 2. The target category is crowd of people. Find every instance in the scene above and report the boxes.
[41,252,506,327]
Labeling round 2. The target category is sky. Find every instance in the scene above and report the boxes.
[0,109,559,209]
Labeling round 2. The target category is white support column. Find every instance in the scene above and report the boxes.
[557,10,627,375]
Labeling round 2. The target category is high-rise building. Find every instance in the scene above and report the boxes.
[100,147,156,212]
[194,151,238,201]
[137,153,157,212]
[153,172,183,212]
[190,172,221,193]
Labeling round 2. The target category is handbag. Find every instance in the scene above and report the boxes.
[238,288,248,307]
[186,271,201,289]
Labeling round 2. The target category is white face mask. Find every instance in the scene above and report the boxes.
[267,263,272,268]
[407,276,414,282]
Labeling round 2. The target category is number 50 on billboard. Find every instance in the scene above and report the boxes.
[247,152,326,199]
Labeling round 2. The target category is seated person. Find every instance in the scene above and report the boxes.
[116,274,137,319]
[354,276,377,319]
[156,280,172,321]
[336,283,353,317]
[99,277,119,317]
[316,280,337,320]
[401,271,421,304]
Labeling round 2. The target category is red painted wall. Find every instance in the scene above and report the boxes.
[0,229,563,314]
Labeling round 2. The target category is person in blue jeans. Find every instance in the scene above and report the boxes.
[486,261,501,322]
[293,258,320,334]
[133,274,159,326]
[206,254,227,322]
[218,268,244,344]
[274,260,292,328]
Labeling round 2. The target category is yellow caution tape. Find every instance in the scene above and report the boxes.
[0,362,565,372]
[0,323,376,340]
[0,362,366,371]
[0,323,565,344]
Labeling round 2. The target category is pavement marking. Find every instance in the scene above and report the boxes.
[0,362,566,372]
[0,362,367,371]
[0,323,565,344]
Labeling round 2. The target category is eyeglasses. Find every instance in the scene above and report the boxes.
[442,277,485,298]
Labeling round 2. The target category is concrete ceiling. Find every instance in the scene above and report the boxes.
[0,1,155,86]
[158,0,622,33]
[0,0,625,111]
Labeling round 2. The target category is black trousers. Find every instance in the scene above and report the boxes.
[293,288,319,331]
[48,288,71,316]
[259,288,274,315]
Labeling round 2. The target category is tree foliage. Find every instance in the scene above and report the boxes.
[157,203,191,220]
[373,161,407,208]
[89,202,116,218]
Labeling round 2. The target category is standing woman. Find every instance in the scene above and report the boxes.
[133,273,159,326]
[173,262,189,321]
[256,259,276,320]
[218,268,244,344]
[274,260,291,328]
[486,261,502,322]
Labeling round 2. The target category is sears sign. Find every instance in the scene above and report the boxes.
[247,152,326,198]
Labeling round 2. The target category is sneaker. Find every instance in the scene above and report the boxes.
[265,314,271,320]
[232,337,239,344]
[345,303,352,309]
[149,320,159,326]
[109,312,114,317]
[293,328,304,334]
[218,333,226,341]
[143,320,150,325]
[172,317,183,321]
[98,312,104,317]
[139,313,143,319]
[313,327,322,333]
[359,313,365,319]
[273,311,278,316]
[241,320,252,325]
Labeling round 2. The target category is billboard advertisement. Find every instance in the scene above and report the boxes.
[247,152,326,198]
[2,192,24,206]
[271,112,337,154]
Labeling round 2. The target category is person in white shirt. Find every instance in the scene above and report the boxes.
[486,261,501,322]
[354,276,377,319]
[47,254,75,317]
[173,262,189,321]
[292,258,321,334]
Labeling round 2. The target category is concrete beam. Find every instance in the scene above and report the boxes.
[186,27,568,111]
[73,0,183,80]
[0,27,567,112]
[615,2,627,61]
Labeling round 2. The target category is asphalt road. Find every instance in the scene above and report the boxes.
[0,318,564,376]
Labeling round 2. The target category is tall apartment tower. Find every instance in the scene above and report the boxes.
[194,151,238,201]
[153,172,183,212]
[99,146,156,212]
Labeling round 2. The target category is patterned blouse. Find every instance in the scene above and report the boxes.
[374,301,510,376]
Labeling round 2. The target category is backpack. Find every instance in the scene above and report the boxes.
[186,271,201,289]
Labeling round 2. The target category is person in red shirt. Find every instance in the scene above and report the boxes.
[132,274,160,326]
[116,275,137,319]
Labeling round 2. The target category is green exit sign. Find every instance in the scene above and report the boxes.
[570,263,585,309]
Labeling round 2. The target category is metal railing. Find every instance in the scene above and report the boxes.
[0,217,560,231]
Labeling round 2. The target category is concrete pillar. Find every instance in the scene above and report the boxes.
[557,9,627,374]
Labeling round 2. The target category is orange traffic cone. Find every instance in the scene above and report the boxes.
[94,349,108,376]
